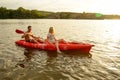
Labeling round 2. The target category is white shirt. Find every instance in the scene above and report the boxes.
[47,33,55,43]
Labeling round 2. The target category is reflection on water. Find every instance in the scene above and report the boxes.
[14,48,93,80]
[24,49,34,62]
[17,48,35,68]
[18,48,92,68]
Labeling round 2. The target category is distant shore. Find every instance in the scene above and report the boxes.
[0,7,120,19]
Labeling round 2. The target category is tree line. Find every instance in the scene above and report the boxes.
[0,7,120,19]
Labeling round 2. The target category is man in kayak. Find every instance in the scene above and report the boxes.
[22,26,43,43]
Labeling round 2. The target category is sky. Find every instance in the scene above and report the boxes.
[0,0,120,15]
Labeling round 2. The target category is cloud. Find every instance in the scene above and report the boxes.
[0,0,22,9]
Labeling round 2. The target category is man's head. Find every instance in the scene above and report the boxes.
[28,26,31,29]
[28,26,31,31]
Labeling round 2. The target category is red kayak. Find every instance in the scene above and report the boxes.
[15,40,94,53]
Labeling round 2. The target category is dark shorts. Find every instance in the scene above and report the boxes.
[26,40,31,42]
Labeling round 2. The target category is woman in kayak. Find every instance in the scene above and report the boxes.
[22,26,43,43]
[46,27,66,53]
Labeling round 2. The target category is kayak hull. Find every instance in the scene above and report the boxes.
[15,40,94,53]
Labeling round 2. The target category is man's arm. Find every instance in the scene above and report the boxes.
[21,33,25,38]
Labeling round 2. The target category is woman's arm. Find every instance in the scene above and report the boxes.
[53,35,57,41]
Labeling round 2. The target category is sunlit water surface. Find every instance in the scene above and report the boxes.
[0,19,120,80]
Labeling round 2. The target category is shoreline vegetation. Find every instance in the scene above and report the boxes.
[0,7,120,19]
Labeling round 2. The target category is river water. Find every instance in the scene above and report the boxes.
[0,19,120,80]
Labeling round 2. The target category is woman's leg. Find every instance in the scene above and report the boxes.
[55,41,62,53]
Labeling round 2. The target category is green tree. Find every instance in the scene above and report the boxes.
[0,7,9,19]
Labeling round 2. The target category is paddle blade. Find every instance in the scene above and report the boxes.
[15,29,24,34]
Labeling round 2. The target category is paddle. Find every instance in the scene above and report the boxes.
[15,29,24,34]
[15,29,45,43]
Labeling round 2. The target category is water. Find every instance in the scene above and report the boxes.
[0,19,120,80]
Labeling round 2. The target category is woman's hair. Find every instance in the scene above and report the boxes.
[49,27,54,34]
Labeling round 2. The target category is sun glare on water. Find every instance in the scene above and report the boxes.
[106,21,120,41]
